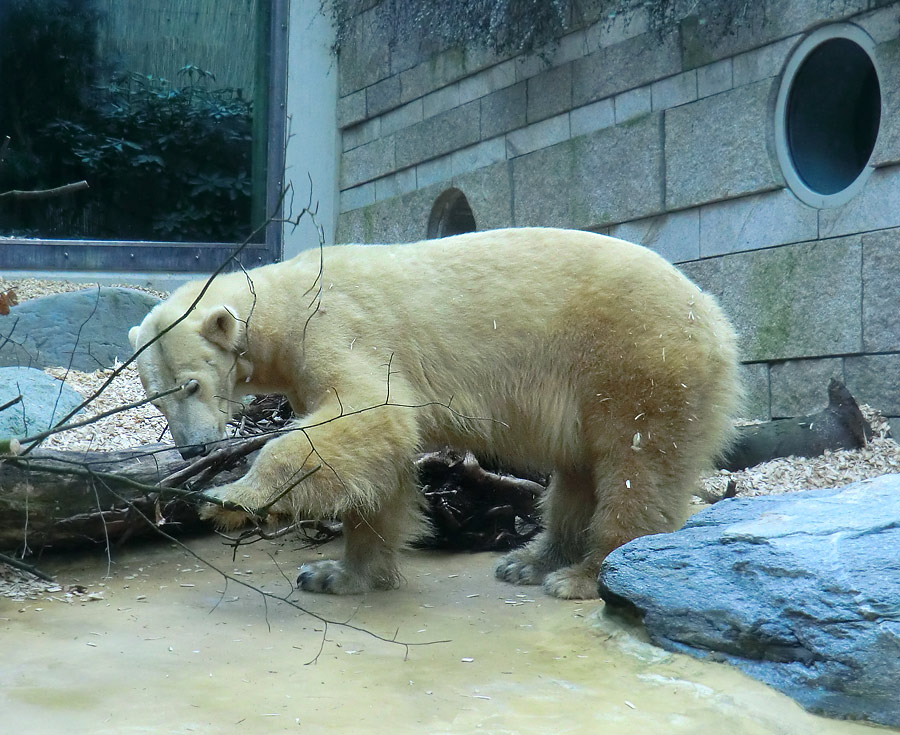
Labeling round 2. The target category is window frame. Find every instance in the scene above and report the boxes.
[0,0,288,273]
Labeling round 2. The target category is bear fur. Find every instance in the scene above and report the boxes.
[129,228,741,599]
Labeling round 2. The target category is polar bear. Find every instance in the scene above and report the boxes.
[129,228,740,599]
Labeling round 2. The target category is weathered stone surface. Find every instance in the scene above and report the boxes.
[569,98,614,138]
[451,161,513,232]
[732,35,800,87]
[818,166,900,239]
[0,367,85,439]
[423,83,460,119]
[610,209,699,264]
[650,70,697,111]
[696,58,733,98]
[339,181,375,213]
[380,99,423,136]
[335,183,441,245]
[512,112,665,229]
[572,31,680,108]
[342,117,380,152]
[340,135,396,189]
[416,154,454,189]
[374,168,416,202]
[337,89,366,129]
[526,63,573,123]
[680,0,866,69]
[738,362,771,420]
[679,237,862,362]
[699,189,818,257]
[584,3,650,48]
[459,60,516,105]
[337,4,392,96]
[510,143,573,229]
[505,114,570,158]
[613,86,651,124]
[0,288,161,372]
[598,474,900,727]
[862,229,900,352]
[570,112,665,227]
[872,37,900,166]
[366,74,401,117]
[665,79,783,211]
[450,138,506,178]
[845,354,900,416]
[480,83,527,140]
[770,358,844,418]
[395,101,481,170]
[399,47,469,104]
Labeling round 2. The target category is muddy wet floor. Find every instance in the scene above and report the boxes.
[0,536,886,734]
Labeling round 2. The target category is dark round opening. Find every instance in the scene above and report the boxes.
[786,37,881,196]
[427,189,476,239]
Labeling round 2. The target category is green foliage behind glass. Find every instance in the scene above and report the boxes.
[0,0,255,243]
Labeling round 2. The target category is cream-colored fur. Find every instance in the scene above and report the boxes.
[129,228,741,599]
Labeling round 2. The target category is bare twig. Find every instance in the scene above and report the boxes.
[0,551,54,582]
[19,382,192,448]
[0,180,89,200]
[0,394,23,414]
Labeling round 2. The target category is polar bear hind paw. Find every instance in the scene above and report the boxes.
[542,566,600,600]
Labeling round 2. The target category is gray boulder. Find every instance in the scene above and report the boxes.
[0,287,160,371]
[0,367,85,439]
[598,475,900,728]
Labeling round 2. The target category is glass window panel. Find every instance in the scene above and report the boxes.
[0,0,278,255]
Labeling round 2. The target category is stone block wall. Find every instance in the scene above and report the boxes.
[332,0,900,428]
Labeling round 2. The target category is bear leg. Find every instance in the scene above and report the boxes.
[541,451,691,600]
[495,468,595,586]
[297,504,413,594]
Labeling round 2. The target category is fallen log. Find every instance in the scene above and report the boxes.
[0,381,878,555]
[0,442,254,552]
[721,379,873,472]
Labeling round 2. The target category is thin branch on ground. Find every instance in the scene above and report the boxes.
[0,551,54,582]
[0,394,23,414]
[0,180,89,201]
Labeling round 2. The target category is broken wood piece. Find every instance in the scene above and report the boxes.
[720,379,872,472]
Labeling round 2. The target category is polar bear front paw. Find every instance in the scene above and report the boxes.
[198,488,256,530]
[296,560,372,595]
[494,552,547,585]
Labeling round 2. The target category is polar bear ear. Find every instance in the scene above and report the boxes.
[201,305,244,351]
[128,325,141,350]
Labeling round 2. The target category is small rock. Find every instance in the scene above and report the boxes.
[0,367,85,439]
[0,287,161,371]
[598,474,900,728]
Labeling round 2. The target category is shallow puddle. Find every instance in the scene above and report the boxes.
[0,536,887,734]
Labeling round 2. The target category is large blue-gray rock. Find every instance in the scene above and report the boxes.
[598,475,900,728]
[0,287,161,371]
[0,367,85,439]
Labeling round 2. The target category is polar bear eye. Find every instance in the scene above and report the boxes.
[183,379,200,396]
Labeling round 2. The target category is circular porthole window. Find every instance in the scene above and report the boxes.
[775,24,881,208]
[427,188,476,238]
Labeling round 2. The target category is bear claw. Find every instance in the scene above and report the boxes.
[494,556,545,586]
[296,560,369,595]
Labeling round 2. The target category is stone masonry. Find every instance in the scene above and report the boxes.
[333,0,900,430]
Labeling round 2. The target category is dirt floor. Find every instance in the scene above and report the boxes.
[0,535,887,735]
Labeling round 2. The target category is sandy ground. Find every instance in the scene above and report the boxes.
[0,535,884,735]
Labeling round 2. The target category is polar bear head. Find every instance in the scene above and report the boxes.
[129,301,250,459]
